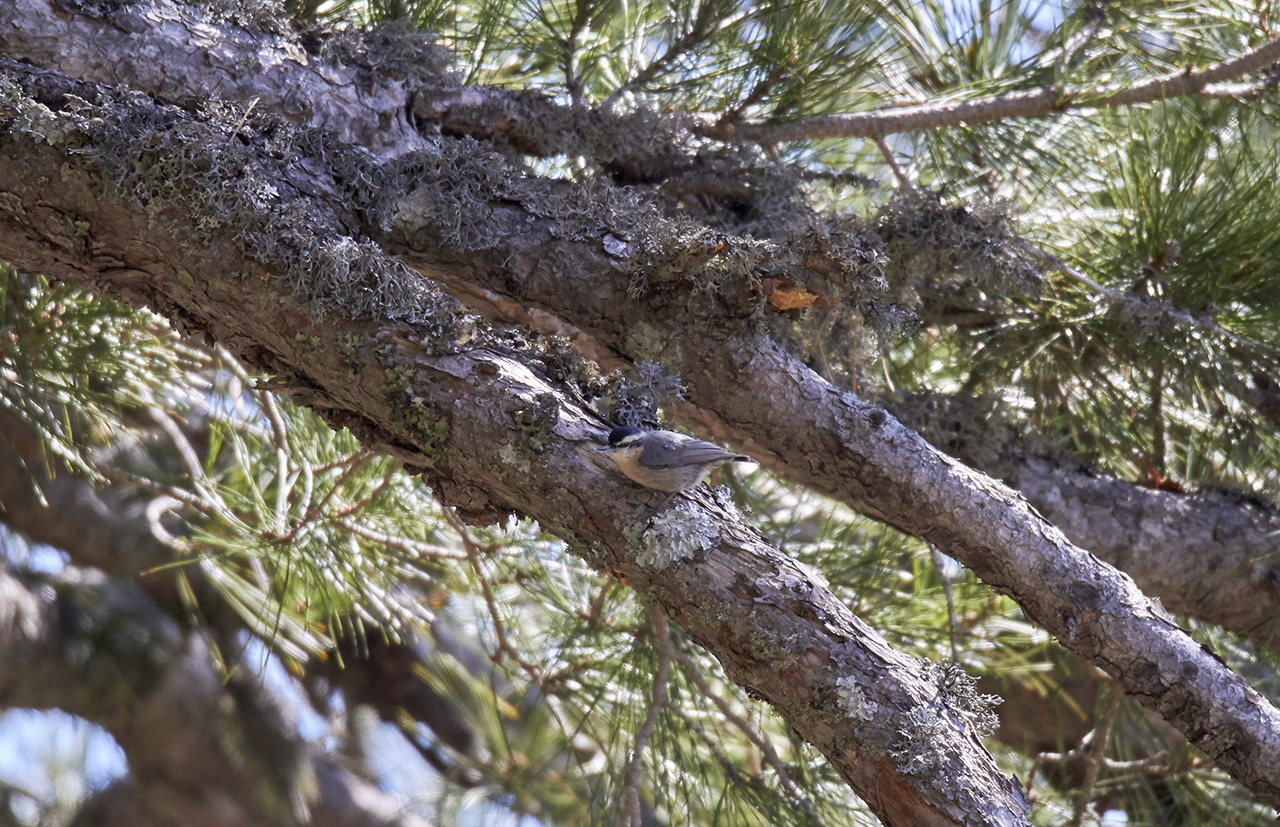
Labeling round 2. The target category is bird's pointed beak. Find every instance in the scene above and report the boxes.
[597,445,612,452]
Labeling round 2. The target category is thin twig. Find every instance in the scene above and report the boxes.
[1070,683,1124,826]
[602,6,748,109]
[1030,746,1198,778]
[929,545,962,663]
[874,135,914,191]
[1019,240,1279,366]
[144,494,190,550]
[298,452,373,529]
[255,387,297,534]
[103,464,233,523]
[674,650,827,826]
[584,581,613,622]
[444,507,543,679]
[147,408,212,492]
[1100,752,1197,774]
[333,517,468,561]
[1149,362,1165,475]
[668,704,752,785]
[717,65,788,127]
[622,610,671,827]
[703,36,1280,143]
[561,0,593,106]
[310,449,372,476]
[1053,5,1107,83]
[332,462,399,520]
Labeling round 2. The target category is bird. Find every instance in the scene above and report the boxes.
[598,426,752,492]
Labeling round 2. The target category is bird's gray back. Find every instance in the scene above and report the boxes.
[640,432,742,468]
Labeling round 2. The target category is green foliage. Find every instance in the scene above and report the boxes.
[0,271,455,659]
[391,0,886,111]
[939,100,1280,489]
[0,266,202,477]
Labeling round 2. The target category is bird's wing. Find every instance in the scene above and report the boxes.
[641,434,744,467]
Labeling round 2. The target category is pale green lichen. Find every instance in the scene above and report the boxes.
[497,440,531,474]
[922,659,1002,738]
[889,705,947,778]
[835,676,877,721]
[635,500,718,570]
[598,360,685,427]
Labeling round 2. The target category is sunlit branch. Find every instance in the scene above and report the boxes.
[874,135,914,190]
[705,37,1280,143]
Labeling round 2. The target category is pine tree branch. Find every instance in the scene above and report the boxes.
[1018,240,1276,367]
[881,393,1280,657]
[381,100,1280,809]
[0,406,490,790]
[622,610,671,827]
[7,42,1280,814]
[447,505,546,680]
[1069,684,1122,827]
[0,63,1032,826]
[600,2,742,110]
[9,0,1277,195]
[7,9,1280,810]
[0,0,437,156]
[0,556,434,827]
[8,0,1274,662]
[704,36,1280,143]
[673,649,829,825]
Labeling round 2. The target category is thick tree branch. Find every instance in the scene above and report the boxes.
[0,64,1029,826]
[8,0,1276,657]
[6,3,1280,804]
[387,171,1280,802]
[0,0,692,180]
[10,0,1279,186]
[883,395,1280,656]
[0,0,438,155]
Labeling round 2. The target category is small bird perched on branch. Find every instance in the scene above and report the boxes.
[598,426,752,492]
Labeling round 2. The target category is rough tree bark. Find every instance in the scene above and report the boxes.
[4,0,1278,657]
[3,1,1280,819]
[0,62,1032,826]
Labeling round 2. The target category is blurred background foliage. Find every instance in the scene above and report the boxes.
[5,0,1280,824]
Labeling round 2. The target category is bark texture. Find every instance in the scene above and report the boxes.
[0,62,1031,825]
[4,0,1278,657]
[886,396,1280,654]
[3,0,1280,814]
